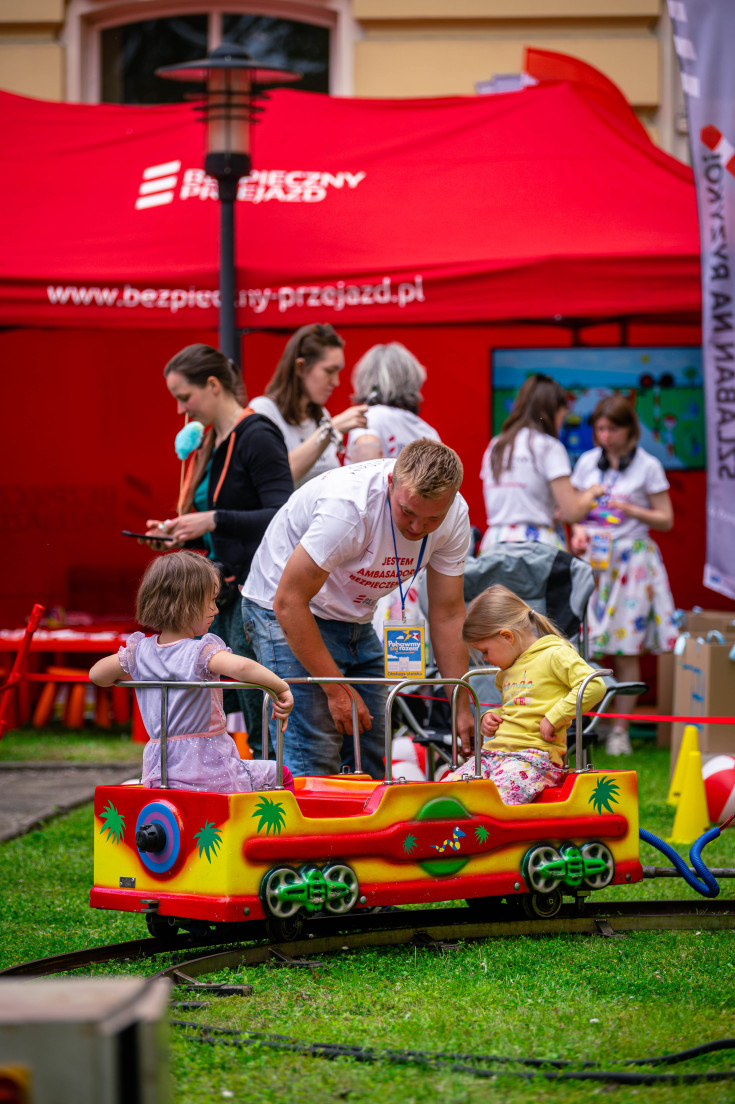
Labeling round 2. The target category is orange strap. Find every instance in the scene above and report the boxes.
[211,408,253,505]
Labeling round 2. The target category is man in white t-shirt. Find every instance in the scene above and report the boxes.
[242,440,473,778]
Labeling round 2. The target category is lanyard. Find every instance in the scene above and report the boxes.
[388,494,427,622]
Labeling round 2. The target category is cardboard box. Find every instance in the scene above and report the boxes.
[680,608,735,637]
[671,634,735,769]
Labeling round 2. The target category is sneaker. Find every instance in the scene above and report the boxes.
[605,726,632,756]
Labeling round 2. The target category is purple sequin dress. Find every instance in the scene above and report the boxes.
[118,631,281,793]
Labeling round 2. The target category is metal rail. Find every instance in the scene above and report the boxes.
[125,665,610,785]
[5,899,735,979]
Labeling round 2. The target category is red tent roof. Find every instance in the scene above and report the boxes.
[0,53,701,330]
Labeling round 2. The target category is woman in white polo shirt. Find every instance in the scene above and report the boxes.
[250,323,369,489]
[479,374,601,553]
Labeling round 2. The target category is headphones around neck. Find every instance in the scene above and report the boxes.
[598,446,636,473]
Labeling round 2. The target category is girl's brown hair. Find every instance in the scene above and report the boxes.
[136,550,220,633]
[265,323,344,425]
[590,393,640,446]
[462,584,566,646]
[490,374,568,481]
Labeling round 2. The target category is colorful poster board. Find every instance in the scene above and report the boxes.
[491,347,704,470]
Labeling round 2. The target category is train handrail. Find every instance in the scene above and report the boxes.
[385,678,481,782]
[575,669,613,770]
[122,680,283,789]
[259,675,481,782]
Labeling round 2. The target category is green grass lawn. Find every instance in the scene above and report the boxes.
[2,735,735,1102]
[0,725,144,764]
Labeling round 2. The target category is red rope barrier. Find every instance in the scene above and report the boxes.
[396,692,735,725]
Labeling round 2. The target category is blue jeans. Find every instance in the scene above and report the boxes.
[242,598,387,779]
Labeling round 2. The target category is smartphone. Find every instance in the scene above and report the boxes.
[121,530,174,542]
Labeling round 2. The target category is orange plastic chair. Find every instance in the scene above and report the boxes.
[0,603,44,738]
[31,666,88,729]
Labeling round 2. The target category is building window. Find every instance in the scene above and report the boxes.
[100,13,330,104]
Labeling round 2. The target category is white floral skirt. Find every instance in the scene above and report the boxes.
[479,524,565,553]
[588,537,677,657]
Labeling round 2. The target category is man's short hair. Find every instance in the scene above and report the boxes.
[393,439,463,498]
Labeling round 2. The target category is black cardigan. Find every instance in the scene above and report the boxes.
[206,412,293,583]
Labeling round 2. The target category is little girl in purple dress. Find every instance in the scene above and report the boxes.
[90,550,294,793]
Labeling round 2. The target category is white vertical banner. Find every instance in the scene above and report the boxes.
[669,0,735,599]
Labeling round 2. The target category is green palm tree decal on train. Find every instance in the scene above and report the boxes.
[194,821,223,862]
[252,796,287,836]
[589,777,621,815]
[99,801,125,845]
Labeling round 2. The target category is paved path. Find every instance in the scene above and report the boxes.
[0,763,140,842]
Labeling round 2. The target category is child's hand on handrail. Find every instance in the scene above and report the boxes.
[271,689,294,730]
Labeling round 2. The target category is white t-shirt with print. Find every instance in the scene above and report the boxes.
[571,446,669,541]
[344,405,441,463]
[243,458,470,623]
[481,427,571,529]
[249,395,340,488]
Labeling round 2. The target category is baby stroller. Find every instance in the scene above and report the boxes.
[399,541,646,776]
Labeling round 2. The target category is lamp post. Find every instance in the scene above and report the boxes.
[157,44,299,365]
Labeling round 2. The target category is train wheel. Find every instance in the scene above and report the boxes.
[145,913,182,942]
[522,844,562,893]
[265,913,304,944]
[521,889,563,920]
[323,864,359,915]
[580,842,615,889]
[261,865,303,919]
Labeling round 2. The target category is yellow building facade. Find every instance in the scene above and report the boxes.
[0,0,687,159]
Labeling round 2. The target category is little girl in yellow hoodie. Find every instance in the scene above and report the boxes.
[445,584,605,803]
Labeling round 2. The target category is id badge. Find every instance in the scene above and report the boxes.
[587,529,613,571]
[384,618,426,680]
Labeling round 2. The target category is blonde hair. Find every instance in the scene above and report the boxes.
[462,584,565,645]
[393,439,463,499]
[136,550,219,633]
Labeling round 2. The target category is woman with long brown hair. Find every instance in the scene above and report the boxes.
[571,393,677,755]
[479,373,601,552]
[250,323,369,488]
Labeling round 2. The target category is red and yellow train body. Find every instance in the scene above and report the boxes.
[91,770,641,927]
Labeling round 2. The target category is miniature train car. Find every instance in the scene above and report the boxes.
[91,768,641,940]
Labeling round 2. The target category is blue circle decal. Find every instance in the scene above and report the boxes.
[135,801,181,874]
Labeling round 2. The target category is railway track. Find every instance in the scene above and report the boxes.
[4,898,735,980]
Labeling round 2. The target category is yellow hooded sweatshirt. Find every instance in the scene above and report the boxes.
[487,634,606,767]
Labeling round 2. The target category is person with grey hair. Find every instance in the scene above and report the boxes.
[345,342,441,464]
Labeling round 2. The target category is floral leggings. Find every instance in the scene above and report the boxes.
[444,748,565,804]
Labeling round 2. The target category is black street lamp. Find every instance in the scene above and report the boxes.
[157,44,300,365]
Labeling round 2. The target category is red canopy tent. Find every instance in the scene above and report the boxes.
[0,51,709,627]
[0,51,700,329]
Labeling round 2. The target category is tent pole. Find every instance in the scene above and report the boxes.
[218,179,238,367]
